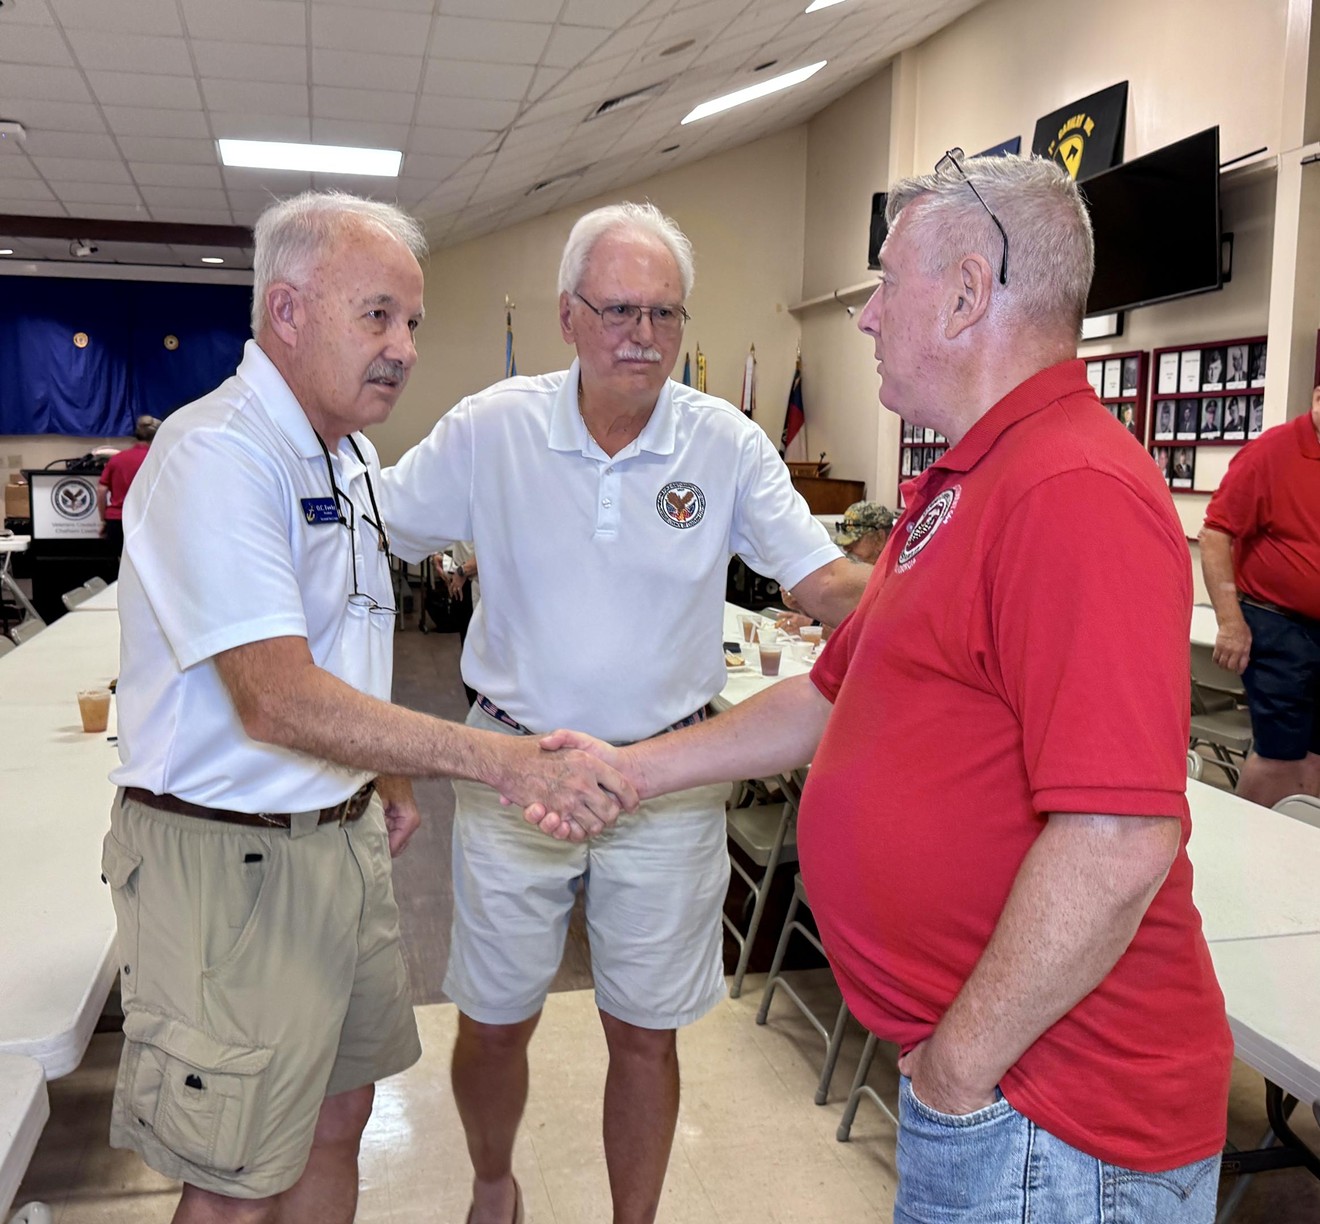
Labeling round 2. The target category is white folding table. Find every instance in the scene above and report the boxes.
[0,536,39,624]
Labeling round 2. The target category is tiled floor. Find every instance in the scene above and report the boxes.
[13,968,1320,1222]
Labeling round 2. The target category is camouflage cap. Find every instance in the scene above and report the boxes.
[832,500,895,546]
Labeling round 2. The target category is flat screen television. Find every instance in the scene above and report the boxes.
[1082,126,1221,316]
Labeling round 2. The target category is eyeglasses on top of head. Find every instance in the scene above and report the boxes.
[574,292,690,334]
[935,147,1009,286]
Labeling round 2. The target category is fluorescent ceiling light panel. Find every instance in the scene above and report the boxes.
[201,256,225,264]
[681,61,826,125]
[0,249,13,256]
[805,0,850,10]
[217,139,402,177]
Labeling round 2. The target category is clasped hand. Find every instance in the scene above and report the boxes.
[498,730,638,843]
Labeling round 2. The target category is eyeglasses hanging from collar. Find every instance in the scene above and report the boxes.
[314,431,397,616]
[935,148,1009,286]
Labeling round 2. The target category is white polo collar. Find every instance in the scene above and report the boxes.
[546,358,679,460]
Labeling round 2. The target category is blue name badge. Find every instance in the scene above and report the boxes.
[301,497,339,525]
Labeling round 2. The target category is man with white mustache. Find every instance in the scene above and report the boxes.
[380,201,868,1224]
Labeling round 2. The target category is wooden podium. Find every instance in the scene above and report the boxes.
[789,475,865,514]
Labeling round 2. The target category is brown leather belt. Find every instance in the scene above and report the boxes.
[124,781,375,829]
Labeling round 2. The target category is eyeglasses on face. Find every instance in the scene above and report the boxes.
[574,292,690,334]
[934,147,1009,285]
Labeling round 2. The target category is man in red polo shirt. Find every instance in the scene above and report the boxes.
[1200,389,1320,808]
[98,414,159,556]
[533,152,1231,1223]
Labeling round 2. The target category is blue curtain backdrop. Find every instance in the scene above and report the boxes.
[0,277,251,436]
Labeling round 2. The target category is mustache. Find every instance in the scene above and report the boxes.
[366,358,408,384]
[614,344,663,363]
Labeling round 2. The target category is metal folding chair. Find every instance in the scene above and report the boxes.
[1189,644,1252,785]
[756,873,851,1104]
[82,576,108,593]
[9,618,44,645]
[1273,794,1320,830]
[723,769,803,998]
[61,587,92,611]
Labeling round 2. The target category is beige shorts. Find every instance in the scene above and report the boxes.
[444,703,731,1030]
[101,788,421,1199]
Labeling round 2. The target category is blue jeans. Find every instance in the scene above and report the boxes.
[894,1077,1219,1223]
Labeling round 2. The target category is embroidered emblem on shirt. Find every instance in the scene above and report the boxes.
[656,481,706,529]
[895,485,960,573]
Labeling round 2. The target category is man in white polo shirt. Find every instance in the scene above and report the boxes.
[380,201,867,1224]
[104,192,636,1224]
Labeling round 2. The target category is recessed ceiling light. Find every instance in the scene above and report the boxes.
[0,249,13,256]
[805,0,850,11]
[681,61,826,125]
[217,139,402,177]
[200,256,224,264]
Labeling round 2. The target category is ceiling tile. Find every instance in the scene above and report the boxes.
[311,87,416,124]
[0,98,103,133]
[115,135,217,164]
[130,162,225,188]
[409,125,499,157]
[88,72,203,110]
[0,178,58,201]
[180,0,307,46]
[541,24,615,68]
[397,153,466,179]
[310,5,435,56]
[0,64,92,103]
[137,184,230,209]
[0,202,66,219]
[102,106,214,139]
[69,203,151,220]
[31,155,133,183]
[422,60,534,102]
[414,95,519,132]
[427,15,552,65]
[52,181,144,204]
[584,17,659,60]
[438,0,562,16]
[310,118,411,147]
[64,30,193,74]
[209,112,312,141]
[0,0,56,26]
[561,0,651,22]
[190,40,309,85]
[49,0,183,35]
[527,66,571,99]
[312,49,424,94]
[202,79,309,116]
[144,206,237,224]
[0,157,40,179]
[0,23,75,66]
[18,129,120,159]
[222,167,313,193]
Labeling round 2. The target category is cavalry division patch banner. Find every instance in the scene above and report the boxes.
[1031,82,1128,181]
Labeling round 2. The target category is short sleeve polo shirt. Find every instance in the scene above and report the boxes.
[798,359,1232,1173]
[380,361,839,742]
[1204,412,1320,620]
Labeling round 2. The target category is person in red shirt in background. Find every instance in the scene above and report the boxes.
[1199,387,1320,808]
[532,152,1231,1223]
[98,414,160,554]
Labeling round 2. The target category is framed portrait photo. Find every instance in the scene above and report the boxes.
[1222,395,1247,441]
[1152,446,1172,483]
[1225,345,1249,389]
[1247,395,1265,439]
[1199,397,1222,440]
[1200,347,1225,391]
[1249,342,1267,387]
[901,447,913,476]
[1153,399,1176,442]
[1176,398,1199,441]
[1121,355,1139,396]
[1171,446,1196,490]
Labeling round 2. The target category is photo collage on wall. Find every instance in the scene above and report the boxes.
[899,422,948,479]
[1149,335,1266,491]
[1084,349,1147,443]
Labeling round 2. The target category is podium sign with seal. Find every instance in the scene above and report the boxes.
[28,471,102,539]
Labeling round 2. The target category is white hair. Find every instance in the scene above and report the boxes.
[250,191,428,333]
[557,201,695,299]
[885,155,1094,335]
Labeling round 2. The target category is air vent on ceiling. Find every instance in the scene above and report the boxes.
[589,81,668,120]
[527,166,591,195]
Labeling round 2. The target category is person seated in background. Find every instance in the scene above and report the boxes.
[97,414,160,557]
[777,499,895,632]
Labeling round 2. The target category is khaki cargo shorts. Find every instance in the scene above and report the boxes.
[101,788,421,1199]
